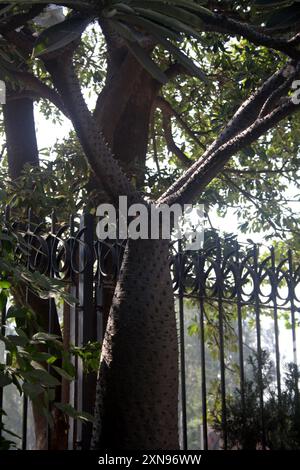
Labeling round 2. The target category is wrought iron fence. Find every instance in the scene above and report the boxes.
[0,208,299,450]
[172,237,300,450]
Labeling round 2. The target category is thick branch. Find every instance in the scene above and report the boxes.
[160,98,300,206]
[203,13,300,59]
[158,62,300,204]
[93,51,145,143]
[3,95,39,179]
[44,55,140,204]
[13,71,69,117]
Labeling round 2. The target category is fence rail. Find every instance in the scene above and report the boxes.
[1,209,300,450]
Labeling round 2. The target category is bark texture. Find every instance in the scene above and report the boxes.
[3,96,39,179]
[91,238,179,450]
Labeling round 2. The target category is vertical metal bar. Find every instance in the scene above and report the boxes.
[22,207,32,451]
[288,250,298,366]
[198,252,208,450]
[0,309,5,439]
[235,242,245,412]
[216,238,227,449]
[68,215,77,450]
[95,242,104,342]
[178,240,188,451]
[0,301,5,439]
[253,245,266,450]
[0,207,10,438]
[47,210,56,450]
[77,211,95,450]
[271,247,281,401]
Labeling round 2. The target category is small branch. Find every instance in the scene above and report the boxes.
[156,97,192,167]
[162,111,192,167]
[155,96,206,150]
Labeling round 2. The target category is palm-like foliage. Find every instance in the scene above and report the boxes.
[0,0,213,83]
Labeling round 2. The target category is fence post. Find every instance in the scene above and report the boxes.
[77,211,96,450]
[68,215,78,449]
[178,240,188,450]
[0,207,10,442]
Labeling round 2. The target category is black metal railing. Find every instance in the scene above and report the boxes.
[0,209,299,450]
[171,237,300,449]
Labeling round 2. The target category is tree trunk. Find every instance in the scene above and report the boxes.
[91,238,179,450]
[3,94,67,450]
[3,95,39,179]
[45,55,179,450]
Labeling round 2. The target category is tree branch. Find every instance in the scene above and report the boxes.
[203,12,300,59]
[13,70,69,117]
[155,96,205,150]
[93,51,145,143]
[44,55,140,204]
[159,96,300,206]
[158,62,300,205]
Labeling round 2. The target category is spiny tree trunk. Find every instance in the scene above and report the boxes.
[2,3,300,453]
[43,51,300,452]
[91,238,179,450]
[43,55,180,450]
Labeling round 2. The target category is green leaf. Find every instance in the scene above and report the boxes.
[0,280,11,288]
[130,1,205,29]
[119,0,213,16]
[33,15,92,58]
[157,36,208,82]
[23,369,60,387]
[135,7,202,39]
[110,19,141,43]
[0,372,12,388]
[54,402,95,423]
[52,365,74,381]
[6,306,28,319]
[115,12,181,40]
[6,335,28,347]
[126,41,168,84]
[31,332,60,343]
[22,382,44,399]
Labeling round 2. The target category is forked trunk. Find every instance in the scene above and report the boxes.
[91,238,179,450]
